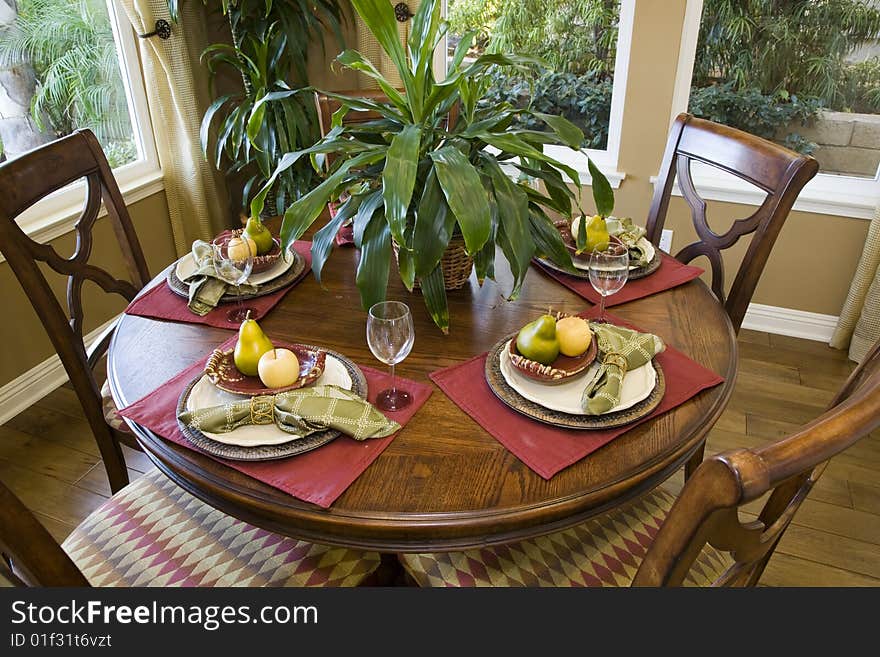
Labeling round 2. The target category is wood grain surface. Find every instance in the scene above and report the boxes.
[107,219,737,552]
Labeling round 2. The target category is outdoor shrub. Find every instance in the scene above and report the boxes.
[689,83,823,154]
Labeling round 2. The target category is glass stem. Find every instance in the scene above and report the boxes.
[389,363,396,394]
[598,293,606,322]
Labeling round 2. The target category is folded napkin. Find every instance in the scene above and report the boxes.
[178,385,399,440]
[186,240,257,315]
[606,216,650,267]
[582,323,666,415]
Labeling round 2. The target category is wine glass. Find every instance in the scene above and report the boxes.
[367,301,415,411]
[212,232,255,323]
[588,242,629,323]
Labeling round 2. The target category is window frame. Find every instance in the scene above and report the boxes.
[664,0,880,220]
[9,0,162,250]
[441,0,635,188]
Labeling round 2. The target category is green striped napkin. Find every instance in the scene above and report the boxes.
[605,217,651,267]
[581,323,665,415]
[178,385,400,440]
[185,240,257,315]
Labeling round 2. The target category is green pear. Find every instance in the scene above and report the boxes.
[571,214,610,254]
[516,314,560,365]
[234,311,274,376]
[243,216,275,255]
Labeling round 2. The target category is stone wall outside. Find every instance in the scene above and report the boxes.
[786,110,880,177]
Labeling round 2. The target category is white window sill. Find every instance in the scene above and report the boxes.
[1,169,165,265]
[650,169,879,220]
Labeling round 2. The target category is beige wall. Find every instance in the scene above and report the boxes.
[0,191,176,387]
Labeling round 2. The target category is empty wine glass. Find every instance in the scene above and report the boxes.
[367,301,415,412]
[589,242,629,323]
[212,232,255,323]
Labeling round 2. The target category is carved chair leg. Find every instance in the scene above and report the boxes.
[361,552,408,586]
[685,442,706,481]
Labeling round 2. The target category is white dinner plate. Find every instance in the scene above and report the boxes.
[572,237,656,272]
[184,354,354,447]
[499,344,657,415]
[175,246,296,287]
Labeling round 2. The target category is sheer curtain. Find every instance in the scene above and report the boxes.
[354,0,422,89]
[116,0,228,256]
[830,207,880,362]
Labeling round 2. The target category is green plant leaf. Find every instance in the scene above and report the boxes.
[278,150,385,249]
[396,224,416,291]
[429,146,491,256]
[482,155,534,299]
[477,132,582,187]
[412,169,455,278]
[533,112,585,150]
[200,94,234,156]
[310,196,362,285]
[353,189,384,248]
[356,210,392,311]
[336,50,410,117]
[577,213,587,252]
[419,264,449,334]
[529,206,575,274]
[382,124,421,246]
[587,157,614,217]
[247,89,299,147]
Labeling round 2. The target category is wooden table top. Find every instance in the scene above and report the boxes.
[108,232,737,552]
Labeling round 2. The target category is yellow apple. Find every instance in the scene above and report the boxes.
[257,348,301,388]
[227,235,257,262]
[556,316,593,357]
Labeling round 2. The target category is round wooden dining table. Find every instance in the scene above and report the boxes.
[108,229,737,554]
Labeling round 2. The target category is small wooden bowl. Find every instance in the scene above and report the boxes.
[204,341,326,395]
[507,320,598,384]
[554,220,624,265]
[212,229,282,274]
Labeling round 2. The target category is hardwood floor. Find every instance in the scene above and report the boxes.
[2,329,878,586]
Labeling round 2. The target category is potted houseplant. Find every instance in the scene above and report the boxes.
[251,0,595,333]
[170,0,346,216]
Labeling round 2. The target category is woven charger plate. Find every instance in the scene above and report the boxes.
[484,336,665,430]
[175,346,368,461]
[166,248,306,303]
[535,248,662,282]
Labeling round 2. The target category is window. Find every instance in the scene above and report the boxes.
[671,0,880,218]
[445,0,635,186]
[0,0,159,241]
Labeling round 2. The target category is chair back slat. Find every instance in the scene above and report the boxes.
[0,130,150,492]
[646,114,819,331]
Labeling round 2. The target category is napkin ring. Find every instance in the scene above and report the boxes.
[249,395,275,425]
[602,352,628,373]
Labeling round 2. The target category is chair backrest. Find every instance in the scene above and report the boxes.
[646,113,819,332]
[0,129,150,493]
[0,479,89,587]
[634,339,880,586]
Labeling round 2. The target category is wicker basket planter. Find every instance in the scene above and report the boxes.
[393,234,474,290]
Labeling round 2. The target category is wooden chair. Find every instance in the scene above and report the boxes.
[0,469,385,587]
[0,131,387,589]
[646,113,819,333]
[0,129,150,494]
[400,339,880,587]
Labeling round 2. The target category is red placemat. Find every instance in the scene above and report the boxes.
[125,241,312,329]
[534,253,704,307]
[119,336,431,508]
[429,308,724,479]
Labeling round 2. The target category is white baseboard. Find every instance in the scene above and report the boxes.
[742,303,838,343]
[0,316,120,425]
[0,304,841,426]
